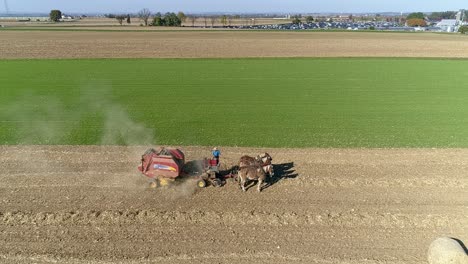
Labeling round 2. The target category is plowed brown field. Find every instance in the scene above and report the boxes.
[1,146,467,263]
[1,31,468,58]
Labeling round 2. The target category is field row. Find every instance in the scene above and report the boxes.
[2,209,466,229]
[1,31,468,59]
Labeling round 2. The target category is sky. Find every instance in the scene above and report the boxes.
[4,0,468,14]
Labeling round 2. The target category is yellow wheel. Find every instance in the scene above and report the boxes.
[159,178,170,187]
[197,179,206,188]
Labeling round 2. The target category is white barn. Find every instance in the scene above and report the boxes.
[436,19,458,32]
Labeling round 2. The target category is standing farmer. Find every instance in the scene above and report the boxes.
[212,147,221,165]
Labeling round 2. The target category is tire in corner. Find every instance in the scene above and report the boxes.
[197,179,206,188]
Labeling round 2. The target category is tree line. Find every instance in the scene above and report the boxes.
[112,9,188,27]
[133,9,266,27]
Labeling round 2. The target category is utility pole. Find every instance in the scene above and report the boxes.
[4,0,10,14]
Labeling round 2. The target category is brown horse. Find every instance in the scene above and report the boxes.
[239,153,274,176]
[238,165,266,192]
[239,155,260,167]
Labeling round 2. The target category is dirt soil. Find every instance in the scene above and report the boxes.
[0,145,466,264]
[1,31,468,59]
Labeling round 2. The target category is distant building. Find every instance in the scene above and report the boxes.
[432,10,466,33]
[436,19,457,32]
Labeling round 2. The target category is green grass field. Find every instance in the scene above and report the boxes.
[1,58,467,147]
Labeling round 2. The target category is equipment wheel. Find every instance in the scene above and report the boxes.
[212,178,223,187]
[159,178,171,187]
[197,179,206,188]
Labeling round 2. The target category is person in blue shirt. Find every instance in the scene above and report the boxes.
[212,147,220,165]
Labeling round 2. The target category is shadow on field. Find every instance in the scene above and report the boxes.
[262,162,297,190]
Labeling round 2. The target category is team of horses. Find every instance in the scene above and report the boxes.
[237,153,274,192]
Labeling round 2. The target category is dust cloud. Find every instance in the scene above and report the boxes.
[0,84,155,146]
[0,84,156,189]
[77,84,155,146]
[0,84,202,195]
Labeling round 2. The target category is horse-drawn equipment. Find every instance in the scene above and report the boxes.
[137,147,274,190]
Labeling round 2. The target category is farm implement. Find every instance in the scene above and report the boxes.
[138,147,236,188]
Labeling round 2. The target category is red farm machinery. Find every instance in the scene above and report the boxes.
[138,147,236,188]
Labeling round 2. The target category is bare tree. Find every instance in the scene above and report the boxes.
[138,8,151,26]
[188,15,196,27]
[227,16,233,27]
[116,15,125,25]
[221,15,227,27]
[210,16,217,27]
[203,16,207,27]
